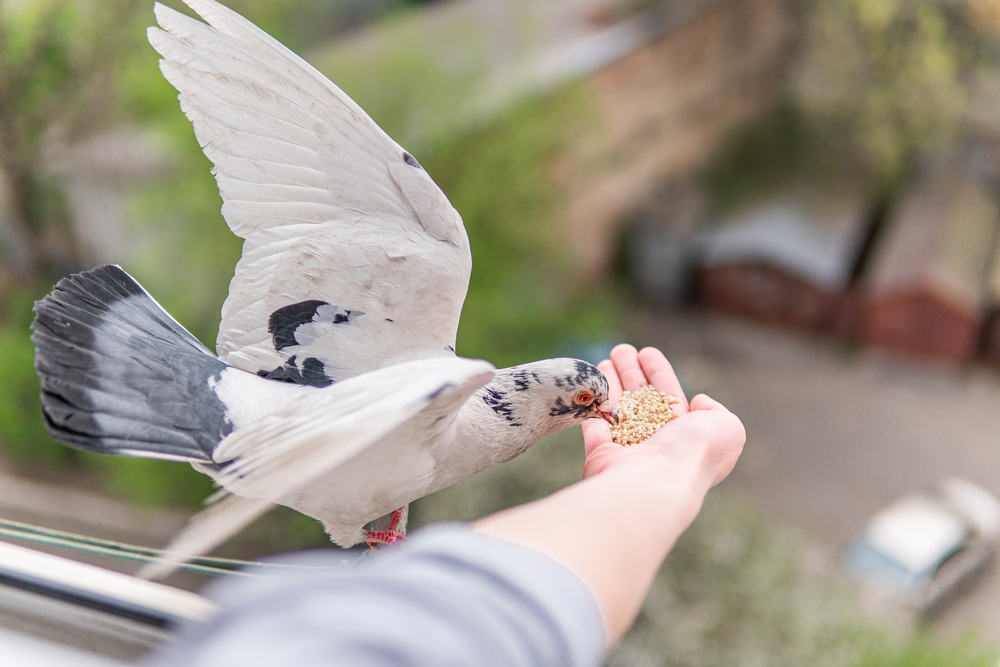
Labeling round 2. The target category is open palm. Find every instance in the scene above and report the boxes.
[581,345,744,487]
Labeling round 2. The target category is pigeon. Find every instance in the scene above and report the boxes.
[30,0,618,569]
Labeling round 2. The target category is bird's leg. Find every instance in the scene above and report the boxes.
[365,505,409,549]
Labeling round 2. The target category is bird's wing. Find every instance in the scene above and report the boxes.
[138,357,494,579]
[148,0,471,383]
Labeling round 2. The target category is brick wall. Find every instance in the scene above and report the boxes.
[560,0,794,277]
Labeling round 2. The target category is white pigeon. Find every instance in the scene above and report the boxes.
[31,0,618,572]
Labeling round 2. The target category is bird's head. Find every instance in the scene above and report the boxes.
[482,359,618,434]
[545,359,618,426]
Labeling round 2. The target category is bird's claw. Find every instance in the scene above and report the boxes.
[365,531,408,549]
[365,506,408,550]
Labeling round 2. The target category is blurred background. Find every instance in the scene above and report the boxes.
[2,0,1000,664]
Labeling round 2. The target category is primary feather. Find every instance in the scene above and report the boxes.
[149,0,470,382]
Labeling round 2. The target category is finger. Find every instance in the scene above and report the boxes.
[638,347,689,413]
[683,394,746,482]
[689,393,729,413]
[581,417,611,457]
[610,344,646,392]
[598,359,623,402]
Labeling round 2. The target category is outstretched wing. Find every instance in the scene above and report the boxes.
[148,0,471,384]
[140,356,495,579]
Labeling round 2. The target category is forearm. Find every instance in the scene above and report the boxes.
[473,450,711,647]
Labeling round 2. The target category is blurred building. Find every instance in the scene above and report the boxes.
[859,164,1000,362]
[692,194,871,333]
[561,0,794,276]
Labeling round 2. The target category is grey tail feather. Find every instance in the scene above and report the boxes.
[31,265,233,464]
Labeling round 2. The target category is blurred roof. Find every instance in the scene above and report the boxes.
[697,194,871,291]
[864,164,1000,313]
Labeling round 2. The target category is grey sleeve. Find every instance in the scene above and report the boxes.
[150,524,606,667]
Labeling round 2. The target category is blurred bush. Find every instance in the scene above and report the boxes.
[0,0,148,278]
[424,86,624,368]
[705,0,992,212]
[794,0,973,185]
[0,282,68,466]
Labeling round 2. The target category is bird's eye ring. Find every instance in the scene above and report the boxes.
[573,392,594,405]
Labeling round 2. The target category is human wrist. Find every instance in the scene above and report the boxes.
[597,454,710,537]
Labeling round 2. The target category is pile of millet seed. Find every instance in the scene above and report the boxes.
[610,383,680,446]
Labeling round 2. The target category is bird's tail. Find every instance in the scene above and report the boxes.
[31,265,232,463]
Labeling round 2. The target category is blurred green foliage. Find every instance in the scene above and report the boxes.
[862,635,998,667]
[701,102,838,216]
[0,0,148,276]
[794,0,974,185]
[0,283,71,467]
[704,0,988,214]
[310,6,488,153]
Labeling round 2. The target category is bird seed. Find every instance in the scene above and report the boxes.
[610,383,679,445]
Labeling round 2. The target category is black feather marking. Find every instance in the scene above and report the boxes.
[258,356,332,388]
[548,397,594,420]
[268,301,360,349]
[268,300,329,351]
[403,152,422,169]
[31,265,231,462]
[300,358,330,386]
[482,388,520,426]
[509,369,542,392]
[555,360,607,390]
[258,367,291,381]
[264,299,364,387]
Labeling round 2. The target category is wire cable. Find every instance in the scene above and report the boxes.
[0,518,332,578]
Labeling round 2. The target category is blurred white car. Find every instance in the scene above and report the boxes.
[846,478,1000,616]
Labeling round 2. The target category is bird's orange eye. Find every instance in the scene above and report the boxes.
[574,392,594,405]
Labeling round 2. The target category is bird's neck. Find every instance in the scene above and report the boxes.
[455,368,559,468]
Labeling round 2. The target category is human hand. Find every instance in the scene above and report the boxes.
[581,344,745,490]
[478,345,744,645]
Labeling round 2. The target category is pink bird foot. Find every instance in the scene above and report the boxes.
[365,506,408,550]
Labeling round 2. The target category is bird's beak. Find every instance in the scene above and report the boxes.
[594,401,618,426]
